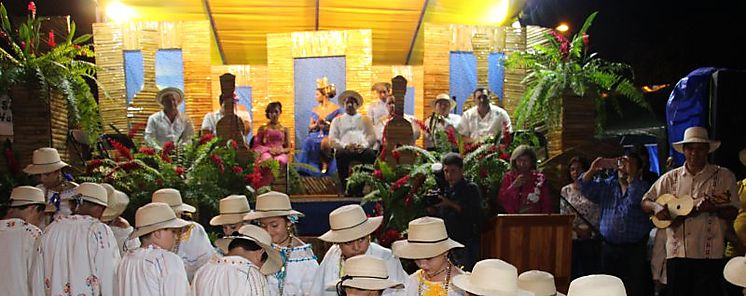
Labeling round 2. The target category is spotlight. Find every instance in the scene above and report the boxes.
[556,23,569,32]
[106,1,136,23]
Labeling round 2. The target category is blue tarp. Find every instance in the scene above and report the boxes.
[449,52,506,114]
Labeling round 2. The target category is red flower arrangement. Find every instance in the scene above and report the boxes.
[109,139,132,161]
[138,146,156,156]
[389,175,410,192]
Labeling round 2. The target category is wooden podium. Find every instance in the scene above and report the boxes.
[481,214,573,292]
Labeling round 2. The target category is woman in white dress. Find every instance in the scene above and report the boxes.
[244,191,319,296]
[392,217,464,296]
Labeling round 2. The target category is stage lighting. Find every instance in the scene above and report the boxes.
[556,23,569,32]
[106,1,136,23]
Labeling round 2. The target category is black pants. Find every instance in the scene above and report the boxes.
[601,239,653,296]
[571,239,602,280]
[666,258,728,296]
[335,148,377,195]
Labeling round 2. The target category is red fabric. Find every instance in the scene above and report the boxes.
[498,170,553,214]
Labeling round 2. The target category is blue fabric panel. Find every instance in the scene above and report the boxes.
[449,52,477,114]
[155,49,186,113]
[489,52,505,104]
[123,50,144,105]
[236,86,253,142]
[287,200,375,236]
[666,67,719,166]
[405,86,415,116]
[647,145,660,176]
[292,57,347,146]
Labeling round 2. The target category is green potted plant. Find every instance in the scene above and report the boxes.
[505,12,649,155]
[0,2,101,166]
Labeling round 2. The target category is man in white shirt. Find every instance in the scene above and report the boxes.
[152,188,217,281]
[642,127,739,296]
[1,186,46,295]
[32,183,120,296]
[117,202,190,296]
[424,93,461,150]
[329,90,378,196]
[200,94,253,141]
[192,224,282,296]
[311,204,407,296]
[373,95,421,143]
[368,82,391,127]
[144,87,194,148]
[457,88,512,144]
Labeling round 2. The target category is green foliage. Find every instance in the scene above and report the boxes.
[0,3,102,141]
[505,11,649,133]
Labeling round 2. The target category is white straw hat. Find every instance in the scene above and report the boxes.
[242,191,303,221]
[392,216,463,259]
[336,255,404,291]
[155,87,184,106]
[672,126,720,153]
[432,93,457,111]
[452,259,533,296]
[338,90,364,108]
[23,147,69,175]
[318,204,382,243]
[567,274,626,296]
[152,188,196,213]
[101,188,129,223]
[73,183,109,207]
[518,270,565,296]
[130,202,190,239]
[8,186,46,207]
[724,256,746,288]
[210,195,252,226]
[214,224,283,275]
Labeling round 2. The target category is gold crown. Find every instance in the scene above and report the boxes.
[317,77,330,89]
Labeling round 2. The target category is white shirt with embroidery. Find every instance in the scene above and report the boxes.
[456,104,512,142]
[423,113,461,148]
[177,221,217,282]
[192,255,270,296]
[329,113,378,150]
[643,164,739,259]
[310,242,407,296]
[117,245,190,296]
[367,100,389,127]
[32,215,120,296]
[110,225,141,255]
[0,218,43,295]
[144,111,194,148]
[268,243,319,296]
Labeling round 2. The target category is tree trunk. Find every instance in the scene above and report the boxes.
[547,94,596,158]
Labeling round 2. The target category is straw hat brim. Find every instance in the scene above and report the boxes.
[452,274,533,296]
[242,210,304,221]
[23,161,69,175]
[318,216,383,243]
[10,200,47,207]
[155,88,185,106]
[338,91,364,108]
[432,97,457,111]
[79,195,108,208]
[330,278,404,291]
[214,236,283,275]
[210,212,250,226]
[672,138,720,153]
[171,203,197,213]
[130,217,190,239]
[391,238,464,259]
[724,257,746,288]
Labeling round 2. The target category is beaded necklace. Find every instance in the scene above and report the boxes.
[417,262,452,296]
[274,234,293,296]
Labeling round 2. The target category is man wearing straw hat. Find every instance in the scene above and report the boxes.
[333,255,404,296]
[144,87,194,148]
[566,274,627,296]
[424,94,461,151]
[152,188,216,281]
[391,217,465,296]
[451,259,533,296]
[24,147,77,223]
[329,90,379,196]
[32,183,121,296]
[192,224,282,296]
[0,186,47,295]
[311,204,407,296]
[642,126,739,296]
[518,270,566,296]
[456,88,511,144]
[210,194,252,236]
[368,82,392,127]
[100,183,140,255]
[117,202,190,296]
[724,255,746,295]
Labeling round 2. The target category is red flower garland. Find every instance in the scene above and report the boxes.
[138,146,156,156]
[109,139,132,160]
[161,141,175,163]
[198,133,215,146]
[209,154,225,174]
[390,175,410,192]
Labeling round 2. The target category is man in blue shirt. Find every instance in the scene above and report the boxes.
[579,151,653,296]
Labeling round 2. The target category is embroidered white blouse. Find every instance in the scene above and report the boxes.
[32,215,121,296]
[110,225,141,255]
[192,255,271,296]
[177,221,218,282]
[268,243,319,296]
[117,245,190,296]
[0,218,43,296]
[329,113,378,150]
[144,111,194,148]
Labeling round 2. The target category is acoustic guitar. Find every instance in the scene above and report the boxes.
[650,193,695,228]
[382,75,415,165]
[215,73,252,163]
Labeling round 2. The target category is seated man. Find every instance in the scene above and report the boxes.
[144,87,194,148]
[424,94,461,151]
[201,94,253,141]
[329,90,378,196]
[373,95,421,143]
[457,88,511,144]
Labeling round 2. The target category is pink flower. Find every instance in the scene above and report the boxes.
[47,30,55,47]
[232,166,243,174]
[20,41,26,50]
[198,133,214,145]
[372,170,383,180]
[210,154,225,174]
[27,1,36,17]
[161,141,175,162]
[138,146,156,155]
[582,33,590,47]
[446,127,458,145]
[175,166,185,176]
[390,175,411,192]
[391,150,401,161]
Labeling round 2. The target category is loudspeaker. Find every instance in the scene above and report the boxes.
[710,70,746,180]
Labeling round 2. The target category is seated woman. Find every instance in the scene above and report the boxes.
[374,95,421,143]
[253,102,290,166]
[297,78,342,175]
[497,145,553,214]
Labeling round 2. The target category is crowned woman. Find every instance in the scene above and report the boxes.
[297,77,342,175]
